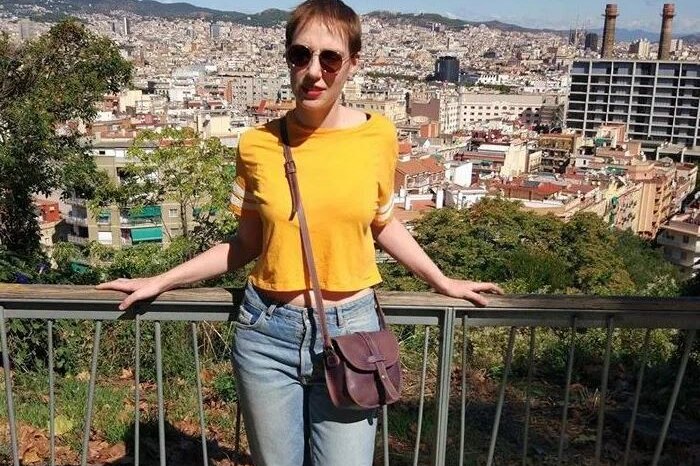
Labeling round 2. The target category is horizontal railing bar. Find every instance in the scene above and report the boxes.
[0,285,699,329]
[452,315,700,329]
[1,284,699,312]
[1,308,698,329]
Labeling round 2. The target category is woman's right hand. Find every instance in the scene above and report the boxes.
[96,276,169,311]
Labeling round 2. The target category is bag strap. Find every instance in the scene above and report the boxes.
[279,115,389,354]
[280,116,333,352]
[358,332,400,399]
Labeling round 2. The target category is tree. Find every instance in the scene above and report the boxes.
[385,198,681,297]
[93,127,237,249]
[0,20,132,255]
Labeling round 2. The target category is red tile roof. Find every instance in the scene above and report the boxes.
[396,157,444,176]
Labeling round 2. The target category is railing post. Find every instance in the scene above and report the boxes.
[558,315,577,464]
[458,317,469,466]
[80,321,102,466]
[48,320,56,466]
[413,326,431,466]
[155,321,166,466]
[431,307,455,466]
[652,329,697,466]
[191,322,209,466]
[134,317,141,466]
[623,328,652,466]
[0,307,19,466]
[486,326,517,466]
[521,327,537,466]
[594,316,614,465]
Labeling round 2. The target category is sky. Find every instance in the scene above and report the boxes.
[158,0,700,34]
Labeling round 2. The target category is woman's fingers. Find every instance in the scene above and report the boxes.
[119,292,141,311]
[96,279,148,310]
[471,282,504,295]
[464,290,488,307]
[96,278,144,292]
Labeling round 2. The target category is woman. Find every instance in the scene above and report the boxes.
[98,1,503,464]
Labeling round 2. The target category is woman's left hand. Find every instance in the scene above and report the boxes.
[435,277,504,307]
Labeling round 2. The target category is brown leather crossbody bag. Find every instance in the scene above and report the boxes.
[280,116,402,410]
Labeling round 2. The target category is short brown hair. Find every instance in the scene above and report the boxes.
[285,0,362,56]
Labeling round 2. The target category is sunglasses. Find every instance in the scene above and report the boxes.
[285,44,350,74]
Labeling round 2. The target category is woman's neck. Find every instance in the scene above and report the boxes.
[291,103,343,130]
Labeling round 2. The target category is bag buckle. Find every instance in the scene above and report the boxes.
[324,347,340,367]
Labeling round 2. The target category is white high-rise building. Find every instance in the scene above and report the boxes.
[629,39,651,59]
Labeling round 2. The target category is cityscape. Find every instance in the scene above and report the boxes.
[1,1,700,466]
[1,1,699,277]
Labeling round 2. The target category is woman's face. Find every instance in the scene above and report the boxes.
[287,19,358,114]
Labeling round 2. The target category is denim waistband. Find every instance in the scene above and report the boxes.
[243,280,376,316]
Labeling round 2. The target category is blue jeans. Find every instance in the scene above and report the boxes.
[231,280,380,466]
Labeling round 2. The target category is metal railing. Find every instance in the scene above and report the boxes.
[0,285,699,466]
[66,234,89,246]
[65,216,89,227]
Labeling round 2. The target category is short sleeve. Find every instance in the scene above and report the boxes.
[372,133,398,227]
[228,147,259,218]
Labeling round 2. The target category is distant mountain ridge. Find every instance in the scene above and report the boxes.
[5,0,698,43]
[5,0,289,27]
[365,11,697,43]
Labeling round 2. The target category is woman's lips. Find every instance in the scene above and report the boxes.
[302,86,324,98]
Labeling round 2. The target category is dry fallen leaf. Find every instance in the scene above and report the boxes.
[76,371,91,382]
[52,415,74,437]
[105,442,126,462]
[22,449,42,464]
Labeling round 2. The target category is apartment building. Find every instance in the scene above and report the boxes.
[537,133,583,173]
[657,204,700,277]
[567,60,700,148]
[345,97,407,124]
[64,140,202,249]
[458,93,563,129]
[222,72,284,110]
[627,161,676,238]
[395,157,446,195]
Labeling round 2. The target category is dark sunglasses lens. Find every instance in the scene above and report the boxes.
[319,50,344,72]
[287,45,311,67]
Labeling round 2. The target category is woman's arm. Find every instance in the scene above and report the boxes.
[372,217,502,306]
[97,213,262,310]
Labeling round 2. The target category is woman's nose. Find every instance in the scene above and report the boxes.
[305,54,323,79]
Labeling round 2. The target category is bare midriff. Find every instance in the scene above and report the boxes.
[253,284,373,308]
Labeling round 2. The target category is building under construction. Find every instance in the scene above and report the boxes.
[566,4,700,149]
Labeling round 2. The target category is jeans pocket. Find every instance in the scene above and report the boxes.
[234,303,268,330]
[344,308,380,334]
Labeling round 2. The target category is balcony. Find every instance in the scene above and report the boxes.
[67,197,87,207]
[66,234,89,245]
[0,286,698,466]
[65,216,88,227]
[657,235,700,253]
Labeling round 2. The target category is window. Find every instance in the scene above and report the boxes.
[681,251,688,260]
[683,235,690,244]
[97,231,113,245]
[169,208,179,218]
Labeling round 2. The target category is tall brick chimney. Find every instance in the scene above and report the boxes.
[658,3,675,60]
[601,4,619,59]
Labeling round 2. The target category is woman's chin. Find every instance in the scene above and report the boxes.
[295,99,331,112]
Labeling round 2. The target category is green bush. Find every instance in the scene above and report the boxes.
[213,372,238,402]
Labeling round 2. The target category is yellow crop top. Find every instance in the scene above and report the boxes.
[229,112,398,291]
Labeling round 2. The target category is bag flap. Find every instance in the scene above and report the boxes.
[332,331,400,371]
